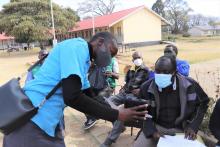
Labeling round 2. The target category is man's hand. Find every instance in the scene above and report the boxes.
[131,89,140,96]
[184,128,197,140]
[153,131,165,142]
[118,104,148,122]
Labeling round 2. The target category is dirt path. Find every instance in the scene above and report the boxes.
[190,59,220,98]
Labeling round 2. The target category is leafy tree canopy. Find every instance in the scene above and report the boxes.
[0,0,79,44]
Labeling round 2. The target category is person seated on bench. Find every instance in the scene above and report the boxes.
[164,44,190,77]
[133,55,209,147]
[100,51,151,147]
[209,99,220,147]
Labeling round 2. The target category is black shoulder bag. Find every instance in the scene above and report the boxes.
[0,54,61,135]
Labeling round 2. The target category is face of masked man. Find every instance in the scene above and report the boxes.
[154,56,177,89]
[93,42,112,67]
[132,52,143,67]
[89,32,118,68]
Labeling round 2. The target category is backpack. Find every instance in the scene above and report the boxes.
[88,65,108,90]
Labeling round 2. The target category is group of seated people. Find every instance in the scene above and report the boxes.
[28,44,219,147]
[87,44,220,147]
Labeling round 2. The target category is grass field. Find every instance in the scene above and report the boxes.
[1,36,220,82]
[116,36,220,74]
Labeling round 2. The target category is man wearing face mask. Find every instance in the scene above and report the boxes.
[164,44,190,77]
[3,32,148,147]
[101,51,151,147]
[133,56,209,147]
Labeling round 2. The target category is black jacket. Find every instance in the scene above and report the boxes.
[139,74,209,137]
[124,65,150,93]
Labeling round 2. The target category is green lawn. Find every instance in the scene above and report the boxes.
[117,36,220,74]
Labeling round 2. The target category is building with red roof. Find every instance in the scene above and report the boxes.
[0,33,15,50]
[56,5,170,46]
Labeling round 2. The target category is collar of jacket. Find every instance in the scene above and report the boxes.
[147,73,192,125]
[131,64,147,71]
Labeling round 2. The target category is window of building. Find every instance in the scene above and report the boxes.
[117,27,122,36]
[110,28,114,34]
[81,32,84,38]
[85,31,88,38]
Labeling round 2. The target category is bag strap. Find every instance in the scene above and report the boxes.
[18,53,60,108]
[28,54,48,72]
[38,81,62,108]
[30,53,62,108]
[18,54,49,79]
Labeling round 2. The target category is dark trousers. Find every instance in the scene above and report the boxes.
[104,92,137,142]
[3,121,65,147]
[133,125,183,147]
[85,88,105,121]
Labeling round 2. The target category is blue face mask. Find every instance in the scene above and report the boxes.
[155,74,172,89]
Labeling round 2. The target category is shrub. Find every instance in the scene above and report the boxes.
[182,33,191,37]
[167,35,177,41]
[200,98,216,135]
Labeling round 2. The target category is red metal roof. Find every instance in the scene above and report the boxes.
[0,33,14,41]
[70,5,144,32]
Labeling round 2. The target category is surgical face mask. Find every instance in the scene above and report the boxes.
[133,59,143,67]
[155,74,172,89]
[94,46,111,67]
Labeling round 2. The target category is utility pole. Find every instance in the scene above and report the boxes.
[92,4,95,35]
[50,0,57,47]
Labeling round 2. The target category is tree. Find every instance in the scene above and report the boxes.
[152,0,165,17]
[208,19,218,35]
[164,0,192,34]
[77,0,118,17]
[188,15,220,28]
[0,0,79,48]
[188,14,208,27]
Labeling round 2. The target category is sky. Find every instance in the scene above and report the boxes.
[0,0,220,17]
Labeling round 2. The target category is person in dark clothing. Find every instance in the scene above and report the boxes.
[164,44,190,77]
[3,32,148,147]
[133,56,209,147]
[209,99,220,147]
[84,59,119,130]
[101,51,151,147]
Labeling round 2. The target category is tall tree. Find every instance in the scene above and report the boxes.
[152,0,165,17]
[0,0,79,47]
[77,0,118,17]
[188,15,220,28]
[188,14,207,27]
[208,19,218,35]
[164,0,192,34]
